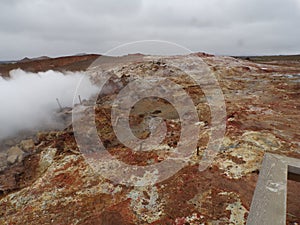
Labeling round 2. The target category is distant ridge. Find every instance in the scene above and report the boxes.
[234,54,300,61]
[0,54,101,77]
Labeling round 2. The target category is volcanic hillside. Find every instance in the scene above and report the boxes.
[0,53,299,225]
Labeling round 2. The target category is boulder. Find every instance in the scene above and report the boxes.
[19,139,35,152]
[7,147,24,164]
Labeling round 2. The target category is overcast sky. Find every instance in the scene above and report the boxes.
[1,0,300,60]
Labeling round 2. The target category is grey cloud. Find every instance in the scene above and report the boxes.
[0,0,300,59]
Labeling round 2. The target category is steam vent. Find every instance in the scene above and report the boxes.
[0,53,299,225]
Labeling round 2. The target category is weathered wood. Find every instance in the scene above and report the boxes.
[247,153,300,225]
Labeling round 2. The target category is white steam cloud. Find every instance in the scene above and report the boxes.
[0,69,98,141]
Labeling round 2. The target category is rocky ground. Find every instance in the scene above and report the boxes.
[0,54,299,224]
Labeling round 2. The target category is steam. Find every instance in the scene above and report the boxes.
[0,69,98,141]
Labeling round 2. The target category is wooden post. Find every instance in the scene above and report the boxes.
[78,95,82,105]
[56,98,63,111]
[139,142,144,151]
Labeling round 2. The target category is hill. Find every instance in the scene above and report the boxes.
[0,54,101,77]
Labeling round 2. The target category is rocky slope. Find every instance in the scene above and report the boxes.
[0,53,299,225]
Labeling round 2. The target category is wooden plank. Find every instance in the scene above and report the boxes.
[247,154,288,225]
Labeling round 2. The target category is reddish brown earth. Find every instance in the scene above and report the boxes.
[0,54,100,77]
[0,53,299,224]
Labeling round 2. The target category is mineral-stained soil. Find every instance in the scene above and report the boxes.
[0,53,299,224]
